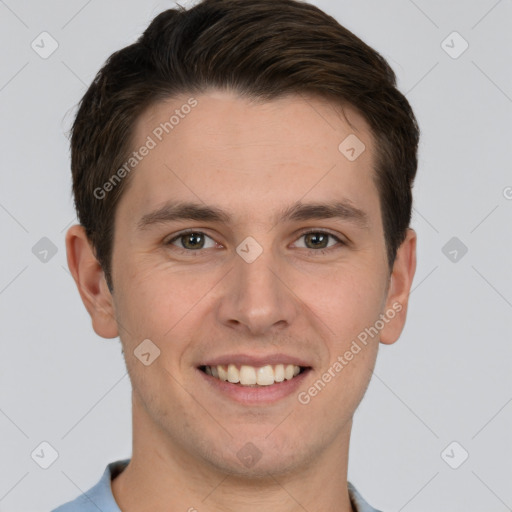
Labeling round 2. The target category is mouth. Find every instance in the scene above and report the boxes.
[198,363,309,387]
[196,354,313,404]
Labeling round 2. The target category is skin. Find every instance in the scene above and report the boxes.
[66,89,416,512]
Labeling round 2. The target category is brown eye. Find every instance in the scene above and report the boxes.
[179,232,205,250]
[303,232,330,249]
[295,231,343,252]
[166,231,217,251]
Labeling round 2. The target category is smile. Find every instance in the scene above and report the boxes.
[199,363,305,386]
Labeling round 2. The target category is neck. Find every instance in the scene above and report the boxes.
[112,393,355,512]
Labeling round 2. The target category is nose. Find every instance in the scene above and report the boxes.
[216,245,300,337]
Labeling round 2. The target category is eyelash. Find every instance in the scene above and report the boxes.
[164,229,346,256]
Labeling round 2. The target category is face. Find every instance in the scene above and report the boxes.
[71,89,416,477]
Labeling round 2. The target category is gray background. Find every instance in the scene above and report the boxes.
[1,0,511,510]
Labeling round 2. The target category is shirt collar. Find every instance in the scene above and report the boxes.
[93,459,381,512]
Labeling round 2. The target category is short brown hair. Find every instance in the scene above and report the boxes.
[70,0,419,290]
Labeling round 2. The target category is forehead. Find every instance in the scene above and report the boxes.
[138,89,372,154]
[118,89,380,228]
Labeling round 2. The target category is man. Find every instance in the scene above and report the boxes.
[54,0,418,510]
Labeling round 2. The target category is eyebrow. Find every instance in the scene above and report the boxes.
[136,200,370,231]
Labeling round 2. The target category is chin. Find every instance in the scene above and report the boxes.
[201,432,313,479]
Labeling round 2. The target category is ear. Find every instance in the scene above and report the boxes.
[65,224,119,339]
[379,228,417,345]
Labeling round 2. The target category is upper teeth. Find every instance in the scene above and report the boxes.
[204,364,301,386]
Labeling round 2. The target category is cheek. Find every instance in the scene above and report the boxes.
[113,259,214,344]
[112,262,171,342]
[302,267,387,347]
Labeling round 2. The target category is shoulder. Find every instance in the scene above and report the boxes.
[348,481,383,512]
[52,494,101,512]
[51,459,130,512]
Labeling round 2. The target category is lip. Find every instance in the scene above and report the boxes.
[198,366,312,405]
[199,353,312,368]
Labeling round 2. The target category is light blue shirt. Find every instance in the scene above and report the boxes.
[51,459,382,512]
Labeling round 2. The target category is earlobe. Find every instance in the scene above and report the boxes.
[65,225,119,339]
[379,228,417,345]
